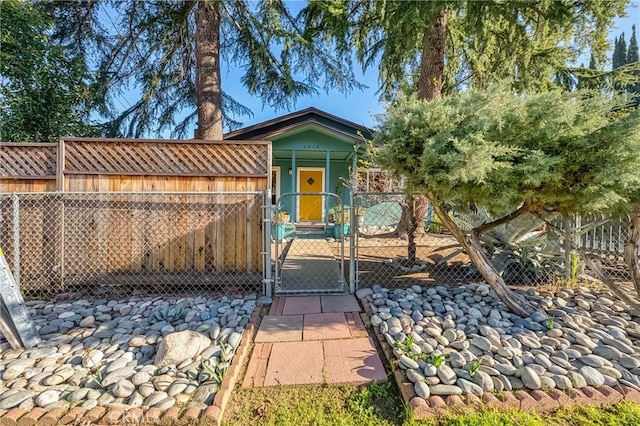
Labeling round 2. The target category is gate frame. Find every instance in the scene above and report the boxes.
[272,192,348,294]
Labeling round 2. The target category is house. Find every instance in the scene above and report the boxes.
[225,107,373,223]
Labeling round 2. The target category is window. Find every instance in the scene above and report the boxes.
[271,166,281,204]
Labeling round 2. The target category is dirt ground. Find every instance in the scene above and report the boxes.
[332,234,473,289]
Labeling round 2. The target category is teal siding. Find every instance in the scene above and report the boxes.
[271,129,355,220]
[272,129,354,150]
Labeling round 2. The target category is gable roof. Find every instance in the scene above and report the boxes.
[224,107,373,142]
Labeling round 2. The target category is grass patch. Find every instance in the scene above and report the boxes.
[221,378,640,426]
[222,379,404,425]
[412,402,640,426]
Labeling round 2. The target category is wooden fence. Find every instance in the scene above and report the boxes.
[1,138,271,192]
[0,139,271,298]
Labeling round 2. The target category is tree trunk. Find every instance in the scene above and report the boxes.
[396,7,448,263]
[581,252,640,310]
[194,1,223,140]
[398,195,427,236]
[625,204,640,297]
[417,7,448,101]
[431,202,538,317]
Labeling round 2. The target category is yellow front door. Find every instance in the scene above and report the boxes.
[298,169,323,221]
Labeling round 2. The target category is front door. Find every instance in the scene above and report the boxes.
[297,168,324,221]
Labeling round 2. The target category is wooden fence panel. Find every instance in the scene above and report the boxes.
[1,139,270,296]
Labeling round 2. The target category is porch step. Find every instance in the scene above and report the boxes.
[293,222,328,234]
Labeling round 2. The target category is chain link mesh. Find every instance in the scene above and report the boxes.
[0,192,264,300]
[1,191,634,300]
[352,193,634,290]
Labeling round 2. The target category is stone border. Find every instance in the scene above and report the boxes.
[359,297,640,419]
[0,305,262,426]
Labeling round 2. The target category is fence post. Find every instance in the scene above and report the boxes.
[263,190,272,297]
[11,193,20,290]
[563,216,572,279]
[349,192,356,293]
[59,193,65,292]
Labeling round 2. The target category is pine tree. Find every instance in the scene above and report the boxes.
[376,87,640,310]
[628,26,639,63]
[304,0,629,316]
[613,36,623,69]
[617,33,629,69]
[40,1,361,139]
[627,25,640,108]
[0,0,97,142]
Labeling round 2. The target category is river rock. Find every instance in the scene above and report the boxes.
[154,330,211,368]
[521,367,541,390]
[430,385,463,396]
[414,381,430,398]
[111,379,136,398]
[580,366,605,387]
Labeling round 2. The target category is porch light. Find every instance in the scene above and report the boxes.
[288,168,292,175]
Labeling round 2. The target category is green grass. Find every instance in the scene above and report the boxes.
[220,378,640,426]
[222,379,403,426]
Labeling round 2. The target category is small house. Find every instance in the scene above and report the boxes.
[225,107,373,223]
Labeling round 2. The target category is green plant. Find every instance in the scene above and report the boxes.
[570,252,581,283]
[468,360,481,378]
[427,354,447,367]
[546,316,555,330]
[404,335,414,351]
[149,300,188,323]
[435,209,610,285]
[203,344,235,385]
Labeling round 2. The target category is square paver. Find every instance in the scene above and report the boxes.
[303,313,351,341]
[255,315,303,342]
[264,341,324,386]
[321,294,361,313]
[324,337,387,384]
[282,296,322,315]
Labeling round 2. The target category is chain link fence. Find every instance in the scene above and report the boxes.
[0,192,266,300]
[1,190,634,300]
[351,192,635,290]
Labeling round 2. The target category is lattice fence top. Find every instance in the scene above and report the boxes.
[0,143,57,178]
[63,138,270,176]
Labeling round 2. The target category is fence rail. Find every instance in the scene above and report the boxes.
[0,192,264,300]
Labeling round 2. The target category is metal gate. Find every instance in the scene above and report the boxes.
[271,192,348,294]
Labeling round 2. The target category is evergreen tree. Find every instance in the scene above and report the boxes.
[39,1,361,139]
[376,87,640,313]
[304,0,629,315]
[627,25,640,107]
[616,33,629,69]
[0,0,97,142]
[629,25,640,63]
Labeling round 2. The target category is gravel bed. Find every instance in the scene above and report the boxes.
[357,283,640,400]
[0,294,270,411]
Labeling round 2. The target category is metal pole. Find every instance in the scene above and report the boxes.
[563,215,573,279]
[12,193,20,290]
[263,190,272,297]
[349,192,356,293]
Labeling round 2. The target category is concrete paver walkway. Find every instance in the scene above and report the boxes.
[243,294,387,387]
[279,239,344,292]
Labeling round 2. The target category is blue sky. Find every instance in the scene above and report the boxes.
[114,3,639,135]
[220,4,639,131]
